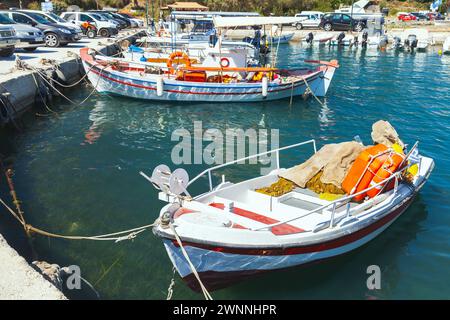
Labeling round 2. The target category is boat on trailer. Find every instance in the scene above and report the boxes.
[144,139,434,292]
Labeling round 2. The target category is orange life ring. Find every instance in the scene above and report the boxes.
[220,57,230,68]
[167,51,191,74]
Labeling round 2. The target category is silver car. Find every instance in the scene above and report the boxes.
[0,12,44,52]
[0,24,17,57]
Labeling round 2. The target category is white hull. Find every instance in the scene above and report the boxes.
[80,49,338,102]
[149,139,434,291]
[443,37,450,54]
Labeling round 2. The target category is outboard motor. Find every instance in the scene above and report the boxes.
[337,32,345,46]
[405,34,418,52]
[392,36,402,50]
[361,31,368,48]
[379,35,388,49]
[353,35,359,47]
[305,32,314,45]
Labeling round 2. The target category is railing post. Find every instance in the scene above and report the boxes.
[276,150,280,169]
[394,174,399,194]
[313,140,317,153]
[208,171,213,191]
[330,203,336,228]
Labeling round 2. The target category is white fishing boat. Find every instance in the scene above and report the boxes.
[330,33,356,47]
[302,32,334,46]
[80,17,338,103]
[145,134,434,291]
[269,32,295,44]
[443,36,450,54]
[122,40,260,67]
[402,28,432,51]
[81,48,337,102]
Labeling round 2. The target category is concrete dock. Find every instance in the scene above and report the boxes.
[0,234,66,300]
[0,29,146,126]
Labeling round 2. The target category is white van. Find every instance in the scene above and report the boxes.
[293,11,324,29]
[60,12,118,37]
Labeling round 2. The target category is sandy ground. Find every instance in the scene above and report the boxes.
[0,235,66,300]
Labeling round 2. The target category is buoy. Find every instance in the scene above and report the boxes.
[156,76,164,97]
[262,76,268,98]
[438,49,443,56]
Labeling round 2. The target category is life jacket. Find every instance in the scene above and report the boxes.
[342,144,390,201]
[366,151,405,198]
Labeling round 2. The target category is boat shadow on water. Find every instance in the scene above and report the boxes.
[216,195,429,300]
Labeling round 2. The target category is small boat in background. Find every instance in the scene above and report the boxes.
[269,32,294,44]
[330,32,355,47]
[402,29,432,51]
[302,32,334,46]
[443,36,450,54]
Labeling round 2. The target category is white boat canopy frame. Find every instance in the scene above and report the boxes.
[213,16,304,28]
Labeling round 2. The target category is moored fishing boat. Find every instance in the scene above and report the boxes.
[443,36,450,54]
[80,47,338,102]
[144,127,434,292]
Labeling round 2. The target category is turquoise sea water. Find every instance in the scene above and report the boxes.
[1,45,449,299]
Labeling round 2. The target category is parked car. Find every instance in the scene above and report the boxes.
[0,12,44,52]
[410,12,429,21]
[398,13,417,22]
[1,10,80,47]
[60,12,118,38]
[20,9,83,39]
[427,12,445,20]
[118,12,144,27]
[89,11,127,29]
[319,13,366,32]
[292,12,323,30]
[110,12,134,28]
[0,24,17,57]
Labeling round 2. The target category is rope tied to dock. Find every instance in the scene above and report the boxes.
[0,196,159,242]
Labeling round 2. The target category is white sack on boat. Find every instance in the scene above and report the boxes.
[371,120,404,148]
[280,141,364,188]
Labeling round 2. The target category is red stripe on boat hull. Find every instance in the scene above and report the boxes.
[173,196,415,256]
[86,62,320,96]
[180,196,416,292]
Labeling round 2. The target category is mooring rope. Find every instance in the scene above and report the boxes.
[166,266,176,300]
[15,56,107,107]
[0,197,158,242]
[169,223,213,300]
[301,75,325,106]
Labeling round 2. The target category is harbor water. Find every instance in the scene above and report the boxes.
[1,44,449,299]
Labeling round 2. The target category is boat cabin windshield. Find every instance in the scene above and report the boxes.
[192,20,214,33]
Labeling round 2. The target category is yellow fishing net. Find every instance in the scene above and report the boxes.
[306,171,345,195]
[255,177,295,197]
[255,171,345,198]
